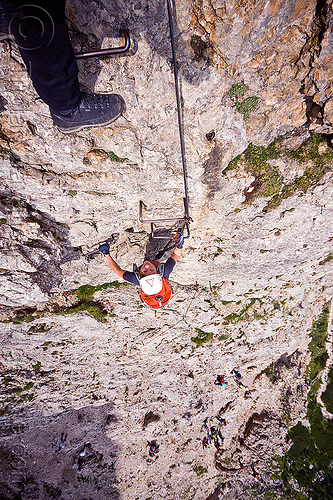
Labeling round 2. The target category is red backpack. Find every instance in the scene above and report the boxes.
[135,264,173,309]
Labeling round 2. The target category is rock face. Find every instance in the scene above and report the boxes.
[1,1,333,499]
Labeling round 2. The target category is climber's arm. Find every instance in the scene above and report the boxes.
[170,246,182,263]
[170,232,184,263]
[105,254,126,278]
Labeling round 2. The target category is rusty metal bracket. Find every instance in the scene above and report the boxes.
[139,199,191,239]
[75,29,130,60]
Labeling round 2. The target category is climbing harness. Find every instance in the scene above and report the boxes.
[139,0,192,239]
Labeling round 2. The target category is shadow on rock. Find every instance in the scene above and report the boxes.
[0,403,120,500]
[67,0,213,93]
[0,191,81,295]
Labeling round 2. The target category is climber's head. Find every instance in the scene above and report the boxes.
[139,261,157,278]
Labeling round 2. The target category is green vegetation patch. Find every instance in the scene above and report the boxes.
[23,382,34,391]
[191,328,213,347]
[190,35,210,61]
[192,464,208,476]
[0,146,10,156]
[74,281,124,300]
[306,301,330,381]
[319,253,333,265]
[226,82,259,120]
[243,143,282,196]
[1,362,56,412]
[273,302,333,498]
[322,367,333,414]
[67,190,77,197]
[234,96,259,119]
[276,392,333,498]
[11,311,44,324]
[225,142,283,199]
[226,82,248,99]
[226,134,333,210]
[264,362,276,383]
[28,323,52,334]
[6,282,126,325]
[223,298,262,325]
[57,281,127,322]
[0,218,7,225]
[107,151,128,163]
[61,302,108,322]
[32,361,41,374]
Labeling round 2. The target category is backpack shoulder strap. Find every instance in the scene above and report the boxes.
[133,263,141,284]
[157,263,164,277]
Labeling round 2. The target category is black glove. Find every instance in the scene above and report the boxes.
[99,243,110,255]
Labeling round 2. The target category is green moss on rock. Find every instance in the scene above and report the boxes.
[322,368,333,414]
[74,281,124,300]
[223,298,262,324]
[234,96,259,119]
[226,82,249,99]
[226,134,333,211]
[319,253,333,265]
[191,328,213,347]
[273,302,333,498]
[107,151,128,162]
[5,282,126,325]
[306,302,330,381]
[192,464,208,476]
[264,362,276,383]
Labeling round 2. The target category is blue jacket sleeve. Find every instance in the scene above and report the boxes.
[123,271,140,285]
[163,257,176,278]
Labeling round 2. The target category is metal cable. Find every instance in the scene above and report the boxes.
[166,0,190,220]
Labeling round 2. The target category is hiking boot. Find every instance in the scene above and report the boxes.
[50,92,125,133]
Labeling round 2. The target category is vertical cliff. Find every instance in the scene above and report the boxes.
[1,1,333,499]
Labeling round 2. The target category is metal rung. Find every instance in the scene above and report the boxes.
[139,199,191,239]
[75,29,130,60]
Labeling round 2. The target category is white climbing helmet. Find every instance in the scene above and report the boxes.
[139,274,163,295]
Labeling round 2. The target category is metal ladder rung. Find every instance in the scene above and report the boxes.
[139,199,190,239]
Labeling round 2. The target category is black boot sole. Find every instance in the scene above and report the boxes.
[56,109,123,134]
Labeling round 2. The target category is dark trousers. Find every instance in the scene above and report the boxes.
[2,0,81,111]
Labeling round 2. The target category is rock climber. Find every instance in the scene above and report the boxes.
[232,369,247,389]
[99,232,185,309]
[148,440,159,457]
[216,416,227,427]
[214,374,228,386]
[210,426,217,439]
[251,464,258,478]
[1,0,125,132]
[217,427,224,442]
